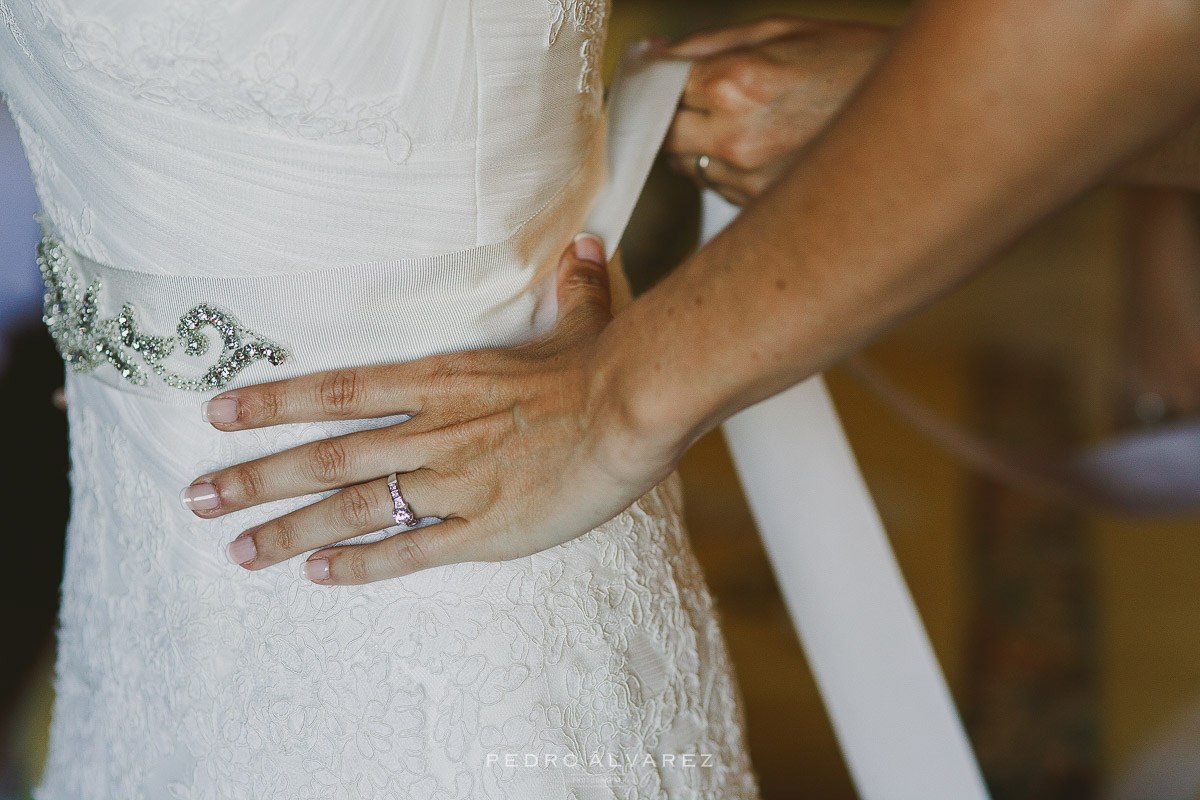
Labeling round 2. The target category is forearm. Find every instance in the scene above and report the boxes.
[1119,108,1200,189]
[597,0,1200,461]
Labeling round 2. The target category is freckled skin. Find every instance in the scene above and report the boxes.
[602,0,1200,456]
[663,12,1200,203]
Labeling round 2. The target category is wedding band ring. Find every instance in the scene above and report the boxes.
[695,154,714,190]
[387,471,419,527]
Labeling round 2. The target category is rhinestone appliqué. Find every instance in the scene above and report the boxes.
[37,233,289,391]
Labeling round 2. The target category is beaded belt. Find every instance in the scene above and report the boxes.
[35,182,589,405]
[35,55,691,406]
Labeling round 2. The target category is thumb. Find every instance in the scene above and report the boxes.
[555,233,613,332]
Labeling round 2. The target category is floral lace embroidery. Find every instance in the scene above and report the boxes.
[0,0,32,59]
[548,0,607,96]
[33,0,415,163]
[36,394,763,800]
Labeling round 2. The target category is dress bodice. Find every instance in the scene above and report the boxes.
[0,0,608,275]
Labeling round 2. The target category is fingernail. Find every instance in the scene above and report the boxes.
[227,532,257,566]
[180,483,220,511]
[573,233,605,264]
[303,558,330,582]
[202,397,239,424]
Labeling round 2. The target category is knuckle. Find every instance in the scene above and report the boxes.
[344,550,371,583]
[716,132,755,169]
[246,390,282,424]
[564,266,608,293]
[228,463,265,504]
[318,369,363,417]
[336,484,376,529]
[740,144,770,171]
[309,438,349,485]
[704,74,737,109]
[389,532,429,574]
[418,354,465,399]
[271,519,299,554]
[746,166,784,197]
[709,59,763,105]
[726,59,762,91]
[738,131,777,171]
[743,173,770,198]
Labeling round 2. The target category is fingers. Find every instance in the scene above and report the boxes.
[226,470,443,571]
[666,108,785,171]
[201,363,422,431]
[181,424,432,517]
[302,515,476,585]
[665,15,811,60]
[663,108,719,158]
[664,153,761,206]
[681,49,778,116]
[554,234,613,333]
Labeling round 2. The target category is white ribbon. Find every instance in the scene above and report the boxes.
[583,50,989,799]
[706,192,990,800]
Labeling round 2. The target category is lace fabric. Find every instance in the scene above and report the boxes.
[39,375,761,799]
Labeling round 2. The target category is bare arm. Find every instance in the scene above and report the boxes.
[663,13,1200,199]
[598,0,1200,469]
[1120,112,1200,189]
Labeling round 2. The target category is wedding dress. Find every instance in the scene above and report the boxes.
[0,1,762,798]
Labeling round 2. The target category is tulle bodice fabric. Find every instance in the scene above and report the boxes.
[0,0,605,274]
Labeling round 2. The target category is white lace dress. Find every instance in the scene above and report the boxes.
[0,1,762,798]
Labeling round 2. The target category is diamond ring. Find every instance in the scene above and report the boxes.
[387,472,419,527]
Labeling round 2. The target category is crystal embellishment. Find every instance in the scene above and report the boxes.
[37,233,290,391]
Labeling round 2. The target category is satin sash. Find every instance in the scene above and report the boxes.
[707,192,991,800]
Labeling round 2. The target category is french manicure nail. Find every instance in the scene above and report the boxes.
[303,558,330,582]
[227,533,256,566]
[180,483,220,511]
[573,233,605,264]
[202,397,239,424]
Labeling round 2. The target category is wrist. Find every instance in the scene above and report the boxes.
[585,319,694,485]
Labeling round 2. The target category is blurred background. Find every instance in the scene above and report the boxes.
[4,1,1200,799]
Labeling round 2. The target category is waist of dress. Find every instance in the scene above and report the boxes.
[36,136,605,407]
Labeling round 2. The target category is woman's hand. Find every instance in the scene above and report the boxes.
[662,16,892,205]
[180,234,681,585]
